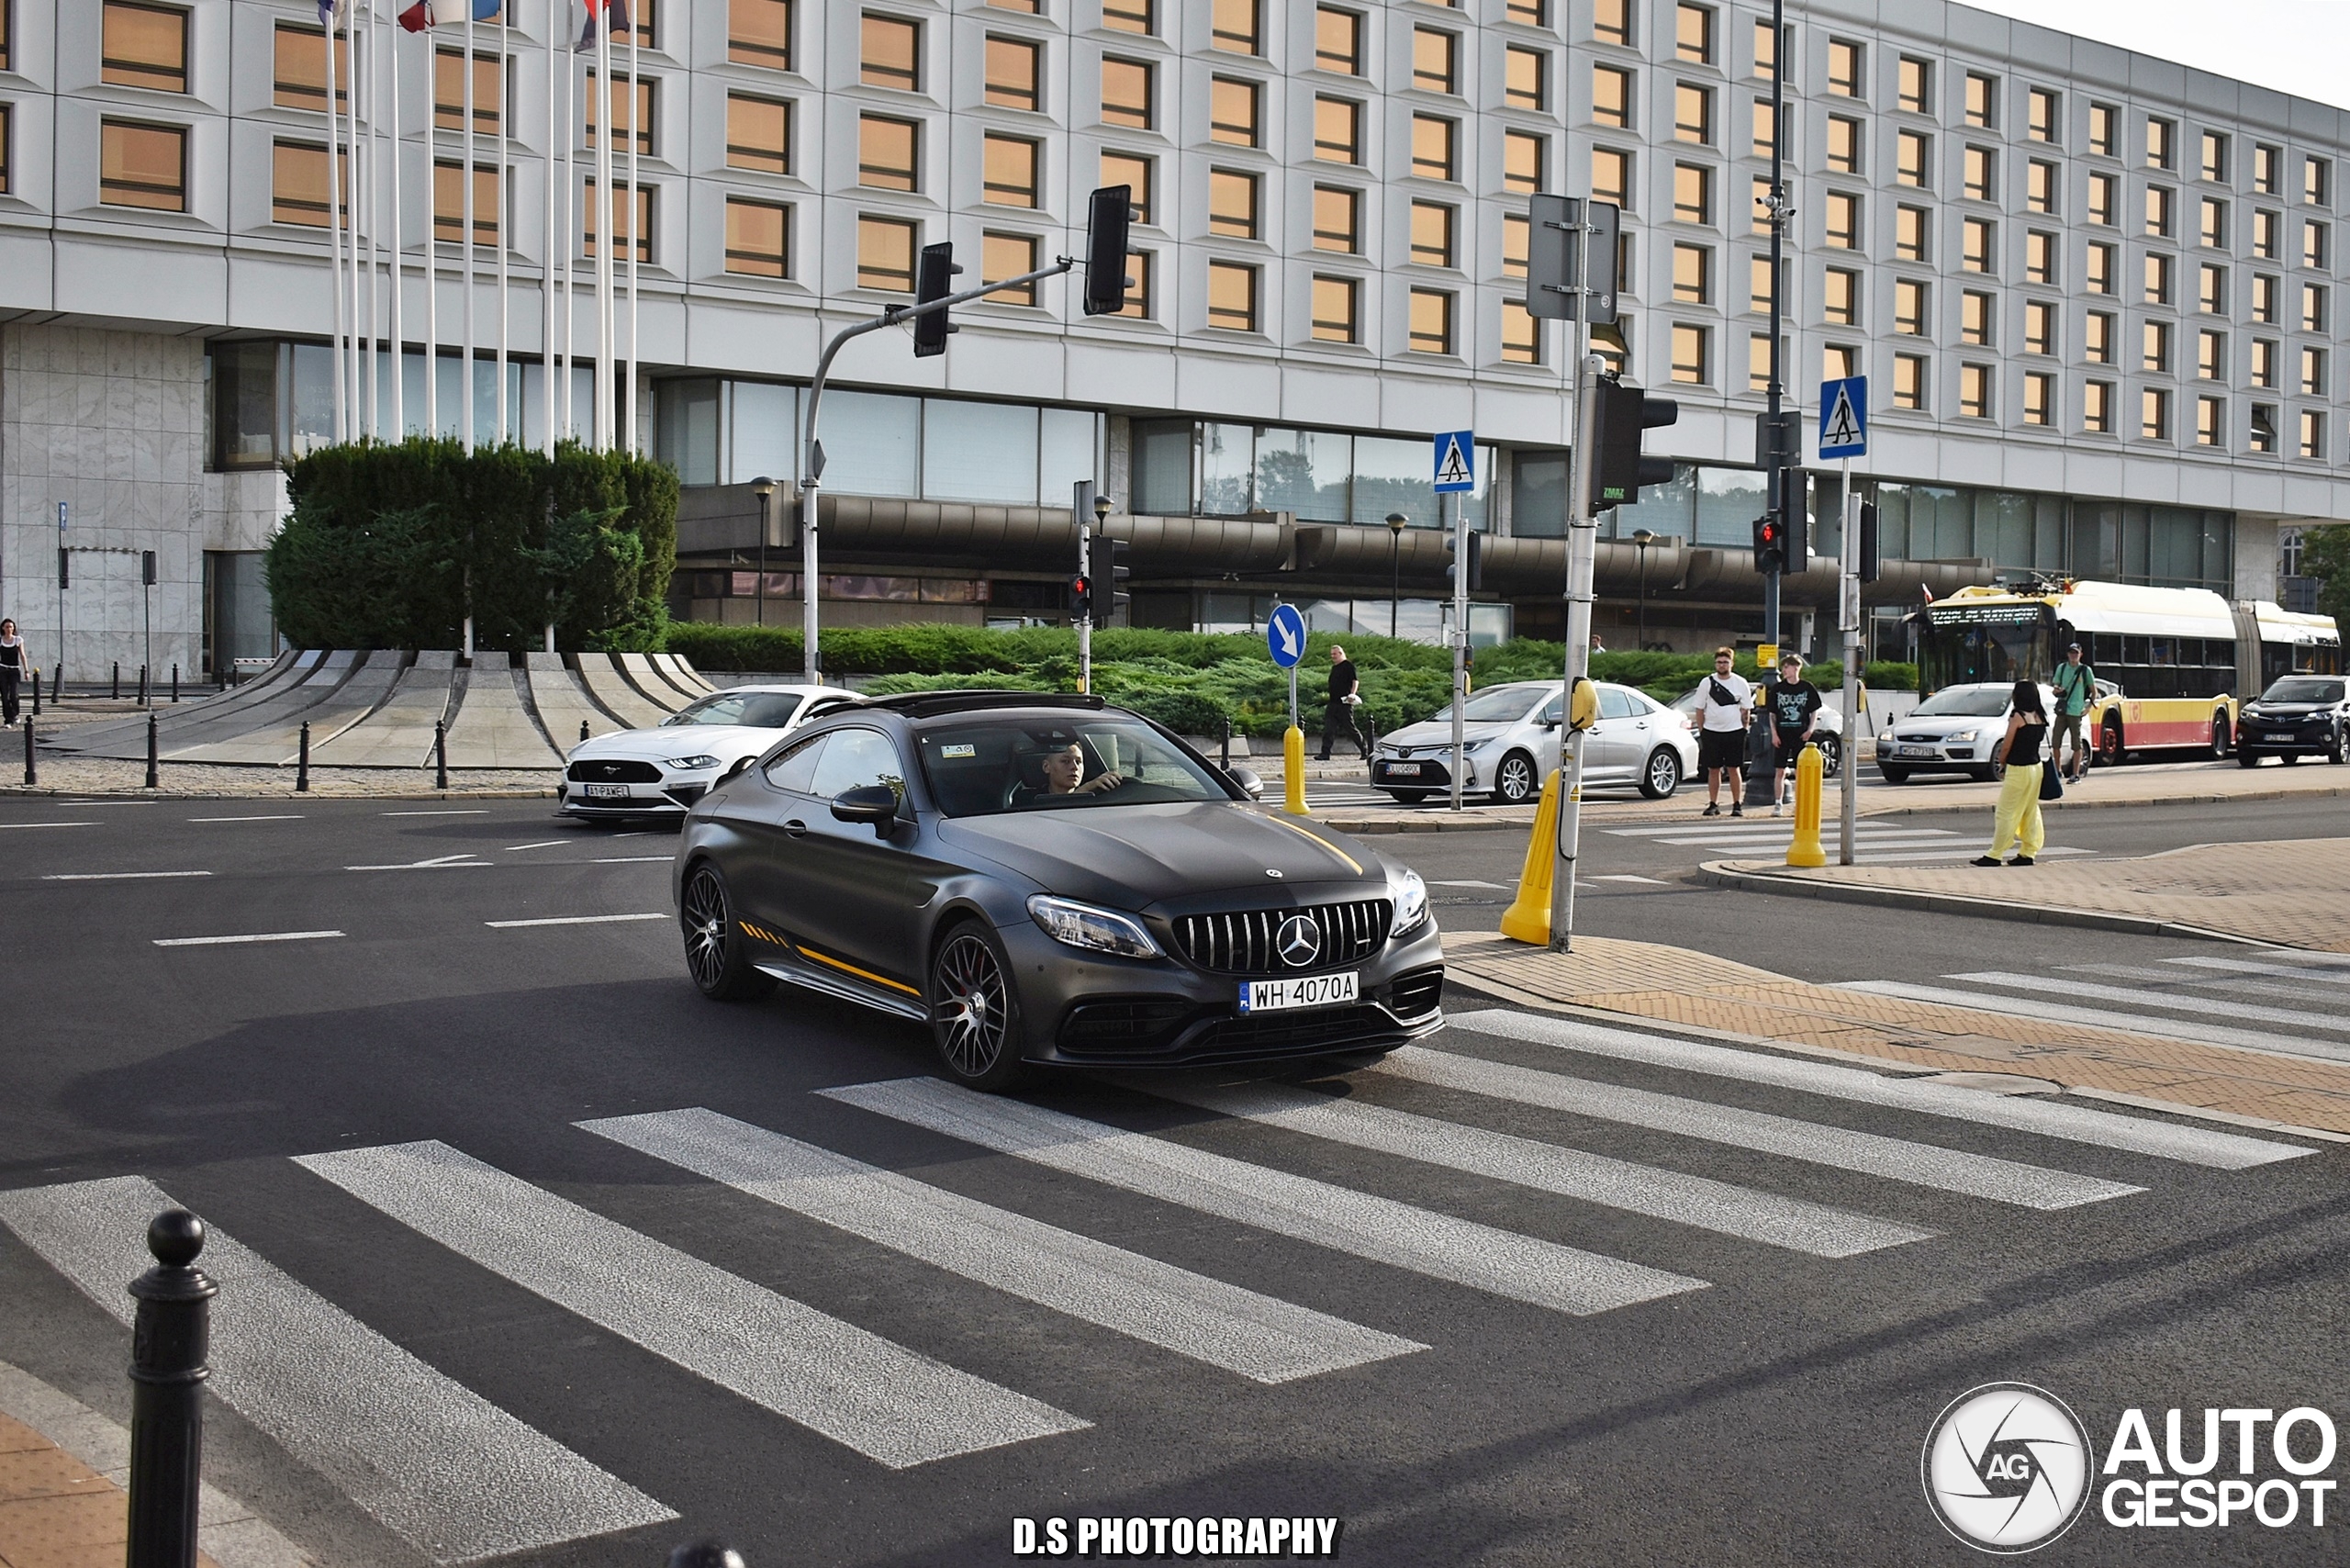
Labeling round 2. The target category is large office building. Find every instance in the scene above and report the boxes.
[1,0,2344,680]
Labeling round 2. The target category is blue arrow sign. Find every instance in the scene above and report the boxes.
[1265,603,1306,669]
[1432,430,1476,493]
[1818,377,1869,458]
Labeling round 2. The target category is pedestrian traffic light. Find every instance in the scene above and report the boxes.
[1774,466,1807,570]
[1856,501,1882,582]
[1082,185,1134,316]
[912,242,961,357]
[1086,533,1131,617]
[1751,513,1785,574]
[1067,574,1092,621]
[57,548,68,590]
[1443,530,1484,592]
[141,550,158,587]
[1587,376,1680,510]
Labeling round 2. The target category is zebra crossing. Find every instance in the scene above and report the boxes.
[1846,948,2350,1070]
[1602,816,2095,863]
[0,1007,2318,1561]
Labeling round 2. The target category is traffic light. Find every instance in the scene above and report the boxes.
[1082,185,1134,316]
[1587,376,1680,510]
[912,242,961,357]
[141,550,158,587]
[1086,533,1131,618]
[1067,574,1092,622]
[1443,530,1484,592]
[57,548,68,590]
[1774,466,1807,570]
[1856,501,1882,582]
[1751,513,1785,575]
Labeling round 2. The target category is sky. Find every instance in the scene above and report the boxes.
[1955,1,2350,112]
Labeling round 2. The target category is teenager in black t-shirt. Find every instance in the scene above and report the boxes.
[1767,655,1824,814]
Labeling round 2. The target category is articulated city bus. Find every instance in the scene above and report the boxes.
[1917,580,2342,763]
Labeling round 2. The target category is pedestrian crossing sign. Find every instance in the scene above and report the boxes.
[1432,430,1476,493]
[1818,377,1868,458]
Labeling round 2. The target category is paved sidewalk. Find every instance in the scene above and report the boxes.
[1707,837,2350,951]
[1438,929,2350,1139]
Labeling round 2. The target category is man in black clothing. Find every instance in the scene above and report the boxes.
[1766,654,1824,814]
[1319,644,1370,761]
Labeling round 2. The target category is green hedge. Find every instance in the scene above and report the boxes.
[269,439,678,653]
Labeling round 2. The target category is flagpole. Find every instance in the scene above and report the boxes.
[460,6,476,452]
[326,6,348,443]
[386,6,405,441]
[358,4,377,439]
[495,1,510,445]
[593,10,612,451]
[422,15,438,435]
[623,7,638,454]
[542,0,557,455]
[560,23,576,444]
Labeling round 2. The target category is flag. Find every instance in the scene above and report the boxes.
[398,0,483,28]
[316,0,340,24]
[575,0,629,50]
[396,0,430,30]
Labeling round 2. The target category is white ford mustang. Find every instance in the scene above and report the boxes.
[558,682,859,820]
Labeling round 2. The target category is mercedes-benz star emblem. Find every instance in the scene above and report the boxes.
[1276,914,1322,969]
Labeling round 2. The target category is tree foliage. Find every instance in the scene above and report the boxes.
[2300,524,2350,629]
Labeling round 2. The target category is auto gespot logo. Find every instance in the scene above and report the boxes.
[1922,1383,2341,1553]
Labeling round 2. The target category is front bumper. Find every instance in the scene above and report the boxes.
[1877,739,1988,767]
[557,778,711,815]
[2236,718,2335,753]
[1372,756,1464,790]
[999,915,1449,1067]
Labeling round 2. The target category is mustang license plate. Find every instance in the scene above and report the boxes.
[583,783,632,800]
[1238,971,1360,1014]
[1385,762,1422,777]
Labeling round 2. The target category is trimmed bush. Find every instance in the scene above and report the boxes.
[269,439,677,652]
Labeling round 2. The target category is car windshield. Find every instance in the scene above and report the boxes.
[916,716,1233,816]
[1423,687,1547,725]
[1912,688,2013,717]
[2262,678,2345,703]
[662,691,804,728]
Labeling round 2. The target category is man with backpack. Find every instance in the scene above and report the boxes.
[1695,646,1752,817]
[2052,642,2097,781]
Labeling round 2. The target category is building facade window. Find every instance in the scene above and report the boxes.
[2025,230,2055,283]
[1897,55,1931,114]
[1411,200,1456,267]
[981,230,1042,305]
[1892,353,1927,409]
[1505,48,1549,112]
[2196,396,2223,446]
[728,0,791,70]
[1593,64,1634,128]
[2028,87,2059,143]
[1895,130,1930,188]
[858,116,918,190]
[2254,143,2280,195]
[2086,242,2115,294]
[1595,0,1631,47]
[2302,345,2328,396]
[1670,321,1709,383]
[1315,6,1362,74]
[1501,301,1542,364]
[272,25,345,115]
[2087,172,2117,226]
[1503,129,1546,193]
[1822,267,1858,325]
[2253,338,2278,387]
[1209,77,1259,146]
[1676,163,1713,224]
[1102,0,1153,34]
[1676,3,1713,64]
[2026,160,2056,214]
[1408,288,1455,354]
[99,119,185,211]
[1826,39,1863,98]
[2024,299,2056,353]
[1823,190,1860,249]
[1896,206,1930,262]
[984,36,1041,111]
[1674,83,1713,145]
[1591,147,1631,206]
[1961,289,1994,345]
[2201,197,2227,248]
[860,13,920,91]
[2142,386,2170,440]
[2251,403,2277,451]
[2085,379,2114,432]
[2146,116,2175,170]
[1961,218,1995,273]
[2199,329,2226,379]
[1959,363,1993,418]
[270,140,338,228]
[577,178,645,261]
[1314,96,1360,162]
[2199,263,2227,314]
[1310,274,1359,342]
[2086,310,2115,364]
[1207,168,1258,238]
[2300,409,2326,459]
[1826,116,1861,174]
[723,197,789,276]
[2023,372,2053,424]
[1413,28,1458,95]
[983,134,1039,207]
[102,2,187,94]
[1413,115,1457,181]
[2144,319,2171,373]
[2253,273,2279,323]
[1965,73,1998,128]
[1206,259,1259,330]
[856,214,917,291]
[2202,129,2230,182]
[1672,242,1710,303]
[1102,58,1153,129]
[1101,151,1152,221]
[1212,0,1260,55]
[1893,278,1929,335]
[1313,185,1360,252]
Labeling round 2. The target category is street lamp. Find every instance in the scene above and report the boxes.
[749,476,776,626]
[1386,512,1408,638]
[1631,528,1655,652]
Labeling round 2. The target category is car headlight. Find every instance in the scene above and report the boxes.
[664,754,722,770]
[1463,738,1492,753]
[1026,895,1162,959]
[1390,868,1431,936]
[1948,730,1977,744]
[1878,731,1894,744]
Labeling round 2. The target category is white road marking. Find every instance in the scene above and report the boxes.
[43,870,213,880]
[1948,969,2350,1036]
[380,809,489,816]
[56,800,156,806]
[295,1140,1087,1468]
[346,854,493,871]
[186,815,305,823]
[1429,879,1509,890]
[485,913,667,929]
[2062,961,2350,1002]
[501,840,570,851]
[1604,821,1955,838]
[822,1077,1708,1316]
[582,1108,1422,1383]
[1377,1046,2136,1209]
[2161,957,2350,988]
[1594,874,1672,884]
[0,1175,673,1563]
[0,822,97,830]
[1844,980,2350,1067]
[1444,1009,2306,1170]
[1149,1080,1931,1256]
[152,930,344,947]
[591,856,672,864]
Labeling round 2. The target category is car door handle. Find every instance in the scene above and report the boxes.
[783,819,807,837]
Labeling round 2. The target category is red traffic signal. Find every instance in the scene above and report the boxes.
[1067,574,1092,620]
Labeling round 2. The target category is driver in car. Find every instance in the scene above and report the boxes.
[1040,741,1124,796]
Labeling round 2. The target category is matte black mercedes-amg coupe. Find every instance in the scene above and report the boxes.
[672,691,1446,1089]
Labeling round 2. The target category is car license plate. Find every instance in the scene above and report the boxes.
[1385,762,1421,777]
[583,783,632,800]
[1238,971,1359,1014]
[2266,733,2293,743]
[1893,745,1935,758]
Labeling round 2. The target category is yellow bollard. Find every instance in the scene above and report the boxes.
[1498,767,1561,945]
[1282,724,1309,815]
[1785,742,1827,867]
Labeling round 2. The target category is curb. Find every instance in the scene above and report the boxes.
[1855,780,2350,819]
[0,785,560,802]
[1693,859,2271,946]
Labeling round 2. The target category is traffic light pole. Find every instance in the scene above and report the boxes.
[797,258,1078,684]
[1550,197,1600,951]
[1839,455,1861,865]
[1449,491,1466,812]
[1762,0,1788,659]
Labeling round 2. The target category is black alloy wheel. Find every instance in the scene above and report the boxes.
[681,863,776,1002]
[2331,723,2348,765]
[2209,713,2231,759]
[1492,751,1539,805]
[1639,746,1682,800]
[1816,735,1842,778]
[931,923,1026,1092]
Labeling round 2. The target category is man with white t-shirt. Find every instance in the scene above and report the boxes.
[1695,646,1753,817]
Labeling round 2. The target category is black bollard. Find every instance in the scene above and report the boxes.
[296,721,311,793]
[140,664,150,706]
[580,719,590,743]
[434,720,449,790]
[127,1209,217,1568]
[113,661,121,700]
[172,664,180,703]
[146,711,159,789]
[667,1541,746,1568]
[29,667,39,717]
[1220,716,1231,771]
[22,718,33,787]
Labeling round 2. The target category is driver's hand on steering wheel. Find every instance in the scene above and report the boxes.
[1074,770,1124,794]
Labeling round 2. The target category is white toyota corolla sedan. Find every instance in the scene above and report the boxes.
[558,682,858,821]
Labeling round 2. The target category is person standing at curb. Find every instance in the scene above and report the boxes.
[0,619,27,725]
[1695,646,1752,817]
[1975,679,2050,867]
[1318,644,1369,763]
[2052,641,2097,781]
[1766,653,1823,816]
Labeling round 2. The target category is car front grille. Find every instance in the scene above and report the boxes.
[566,758,662,783]
[1195,1005,1399,1055]
[1172,898,1393,977]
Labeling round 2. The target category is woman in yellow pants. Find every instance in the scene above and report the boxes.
[1973,679,2050,867]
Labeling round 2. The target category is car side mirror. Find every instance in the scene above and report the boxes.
[719,755,756,785]
[830,784,902,836]
[1539,717,1561,731]
[1226,767,1265,801]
